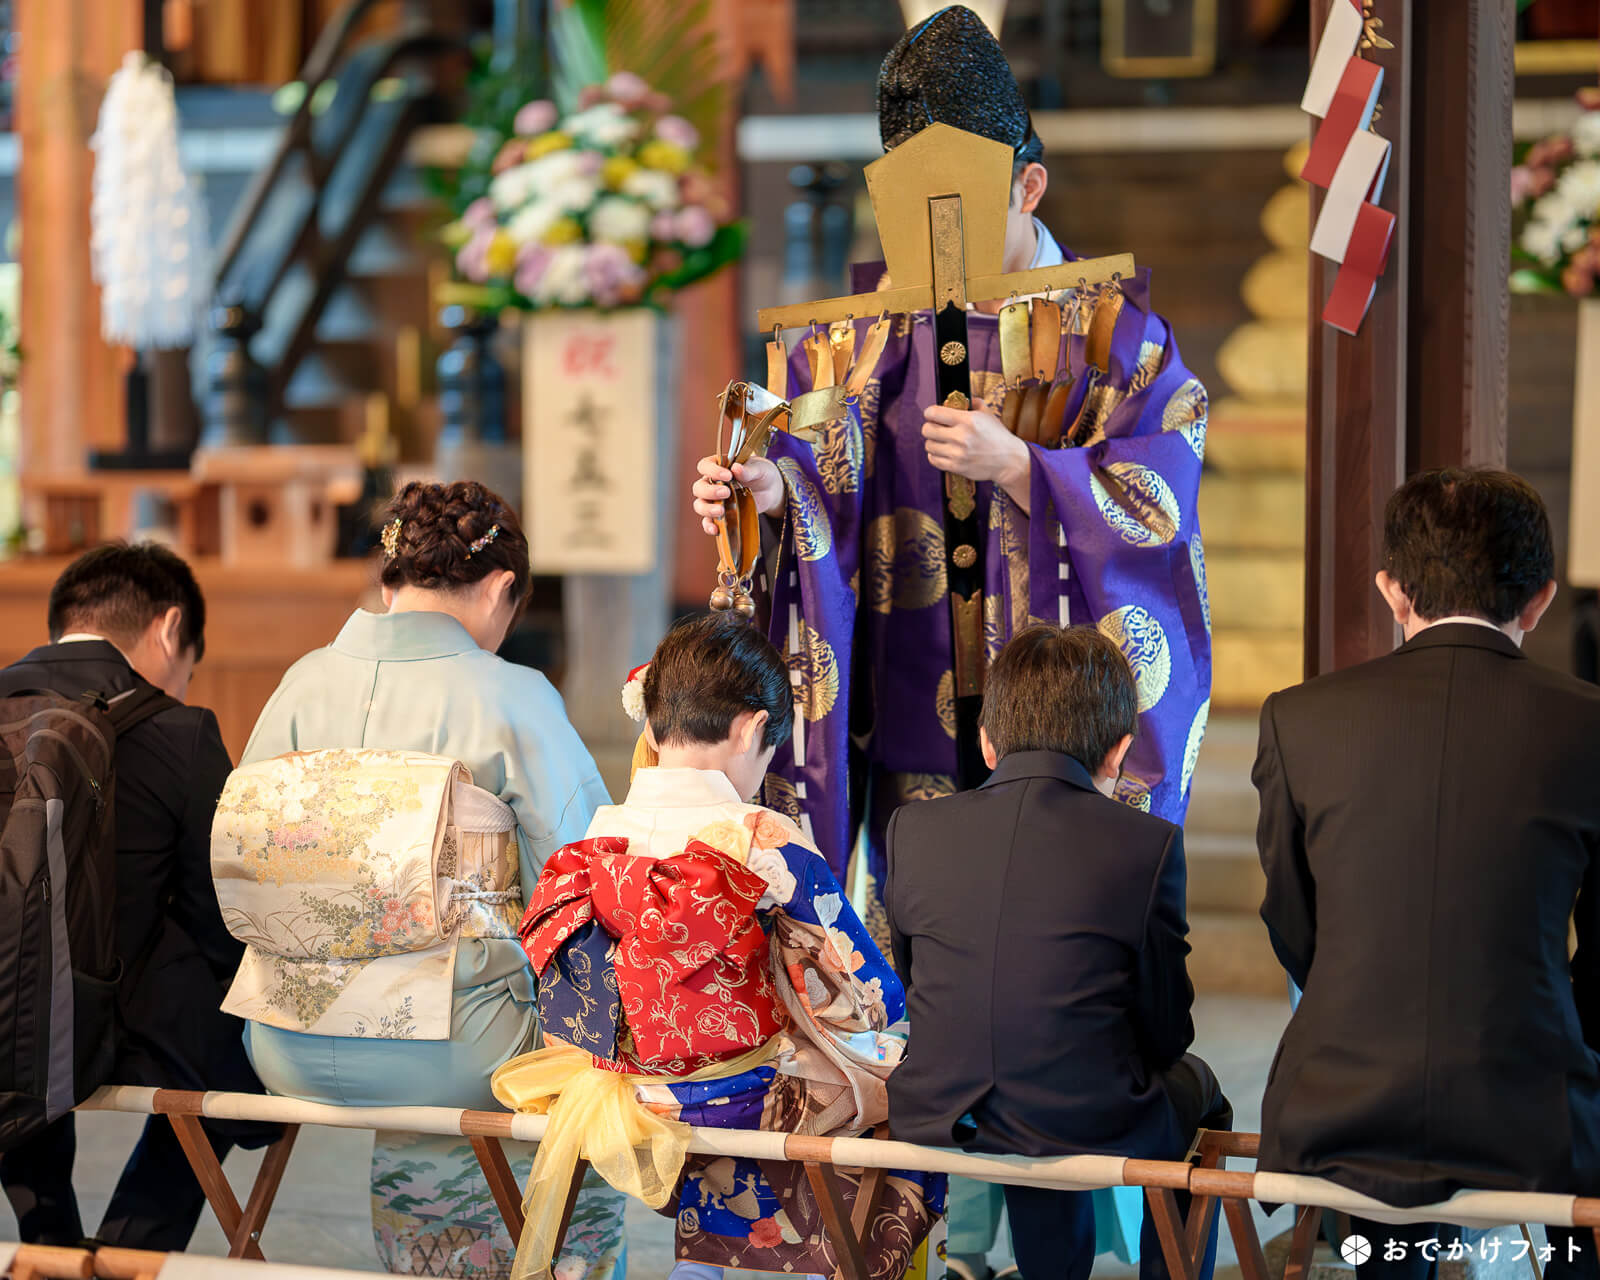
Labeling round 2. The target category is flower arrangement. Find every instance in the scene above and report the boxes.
[1511,90,1600,297]
[443,71,743,311]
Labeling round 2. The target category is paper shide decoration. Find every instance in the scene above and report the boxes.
[1301,0,1395,337]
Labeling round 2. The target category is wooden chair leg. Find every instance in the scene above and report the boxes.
[849,1164,888,1246]
[1224,1198,1271,1280]
[1145,1187,1198,1280]
[166,1113,264,1261]
[1283,1204,1322,1280]
[803,1160,872,1280]
[1184,1192,1221,1272]
[228,1123,299,1258]
[550,1157,591,1259]
[470,1135,527,1241]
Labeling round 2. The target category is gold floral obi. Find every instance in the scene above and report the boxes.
[211,748,521,1041]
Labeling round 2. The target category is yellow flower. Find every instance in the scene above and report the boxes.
[524,130,573,161]
[542,218,584,246]
[602,155,640,190]
[624,239,648,264]
[638,139,691,175]
[485,230,518,276]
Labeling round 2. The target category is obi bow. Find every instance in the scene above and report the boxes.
[518,837,785,1070]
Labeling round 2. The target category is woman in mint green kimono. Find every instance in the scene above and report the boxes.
[237,481,625,1280]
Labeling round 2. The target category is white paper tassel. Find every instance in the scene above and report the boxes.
[90,52,210,349]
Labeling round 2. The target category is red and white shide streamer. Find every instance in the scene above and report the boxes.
[1302,0,1395,336]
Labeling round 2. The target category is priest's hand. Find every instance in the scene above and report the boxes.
[921,399,1033,514]
[693,455,785,534]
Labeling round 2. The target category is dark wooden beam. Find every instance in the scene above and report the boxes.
[1304,0,1511,678]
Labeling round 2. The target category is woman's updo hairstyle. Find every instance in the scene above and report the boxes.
[644,612,794,751]
[377,480,530,608]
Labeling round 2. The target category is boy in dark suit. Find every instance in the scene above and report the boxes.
[886,624,1231,1280]
[1255,468,1600,1279]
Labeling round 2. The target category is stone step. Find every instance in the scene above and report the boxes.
[1189,909,1286,996]
[1199,472,1305,552]
[1212,628,1301,710]
[1209,548,1303,631]
[1185,834,1265,914]
[1207,398,1306,474]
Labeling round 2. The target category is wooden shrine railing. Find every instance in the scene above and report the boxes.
[70,1089,1600,1280]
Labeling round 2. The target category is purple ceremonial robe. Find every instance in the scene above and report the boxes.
[759,232,1211,937]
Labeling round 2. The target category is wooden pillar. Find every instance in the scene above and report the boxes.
[1304,0,1512,677]
[16,0,143,480]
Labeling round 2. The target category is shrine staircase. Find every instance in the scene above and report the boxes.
[202,0,459,449]
[1182,402,1307,996]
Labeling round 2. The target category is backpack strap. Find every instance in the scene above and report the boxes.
[98,686,180,737]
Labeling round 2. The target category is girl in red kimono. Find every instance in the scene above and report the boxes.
[492,613,943,1279]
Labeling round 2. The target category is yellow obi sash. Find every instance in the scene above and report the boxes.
[492,1037,778,1280]
[211,748,520,1040]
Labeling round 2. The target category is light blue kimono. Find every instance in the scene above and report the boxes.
[237,608,611,1109]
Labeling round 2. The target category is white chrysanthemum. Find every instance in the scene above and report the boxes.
[1577,114,1600,159]
[565,102,640,148]
[545,175,600,216]
[1523,218,1565,266]
[506,200,562,246]
[489,163,540,212]
[621,168,680,212]
[530,246,589,306]
[589,196,651,245]
[1557,158,1600,214]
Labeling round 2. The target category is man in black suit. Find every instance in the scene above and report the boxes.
[0,543,274,1250]
[886,624,1232,1280]
[1255,468,1600,1278]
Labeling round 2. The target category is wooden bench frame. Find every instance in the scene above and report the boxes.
[74,1091,1600,1280]
[3,1242,384,1279]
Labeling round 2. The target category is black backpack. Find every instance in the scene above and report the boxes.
[0,685,176,1151]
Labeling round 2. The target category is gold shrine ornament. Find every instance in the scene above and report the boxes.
[940,341,967,366]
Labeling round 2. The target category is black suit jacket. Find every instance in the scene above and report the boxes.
[0,642,259,1094]
[1255,623,1600,1206]
[884,749,1194,1159]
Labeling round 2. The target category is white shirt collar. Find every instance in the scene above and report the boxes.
[57,632,111,644]
[1420,615,1505,634]
[623,767,743,810]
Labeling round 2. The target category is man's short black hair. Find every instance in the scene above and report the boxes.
[1382,468,1554,625]
[48,542,208,661]
[981,624,1137,770]
[645,613,794,751]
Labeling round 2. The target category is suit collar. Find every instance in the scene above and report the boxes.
[1397,622,1525,661]
[16,639,132,672]
[981,749,1100,794]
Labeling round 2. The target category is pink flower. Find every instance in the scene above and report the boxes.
[514,99,558,136]
[1511,165,1538,205]
[466,1238,494,1267]
[606,71,650,108]
[456,229,495,283]
[514,244,554,296]
[577,84,606,109]
[491,138,526,175]
[574,149,605,178]
[650,209,678,241]
[382,908,406,934]
[1564,261,1594,297]
[372,930,390,946]
[655,115,699,151]
[582,242,646,307]
[674,205,716,249]
[462,197,497,232]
